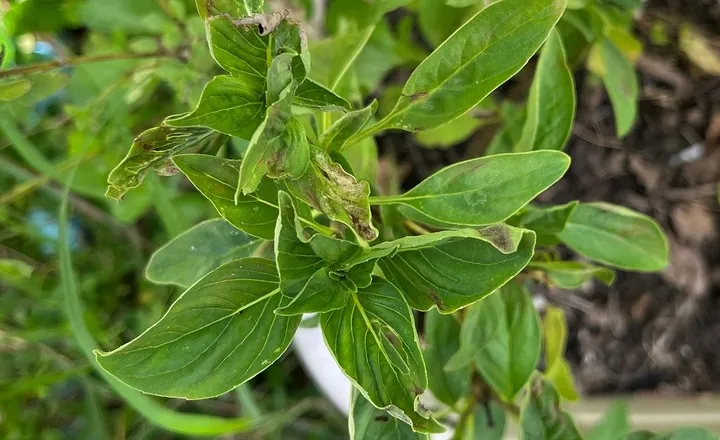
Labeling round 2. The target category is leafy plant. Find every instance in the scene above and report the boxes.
[2,0,714,439]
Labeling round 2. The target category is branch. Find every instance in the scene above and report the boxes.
[0,50,180,79]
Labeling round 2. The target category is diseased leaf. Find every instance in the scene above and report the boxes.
[287,147,378,241]
[378,228,536,312]
[321,101,378,152]
[107,126,227,200]
[173,154,279,240]
[383,0,566,131]
[558,202,669,272]
[520,376,583,440]
[515,29,575,152]
[473,283,541,401]
[206,15,269,79]
[146,219,262,287]
[322,278,444,434]
[456,402,506,440]
[294,78,352,111]
[530,261,615,289]
[587,401,630,440]
[587,37,638,138]
[165,75,265,140]
[95,258,301,399]
[424,310,471,407]
[349,391,429,440]
[371,151,570,228]
[542,307,579,401]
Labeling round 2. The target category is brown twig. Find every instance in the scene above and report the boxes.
[0,50,179,79]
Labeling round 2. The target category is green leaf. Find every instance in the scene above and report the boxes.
[287,147,378,241]
[558,202,669,272]
[424,310,471,407]
[349,391,429,440]
[321,278,444,434]
[417,0,471,48]
[667,428,717,440]
[382,0,566,131]
[165,75,265,140]
[0,258,33,280]
[515,28,576,152]
[530,261,615,289]
[371,151,569,228]
[415,112,484,149]
[321,101,378,152]
[516,201,578,235]
[146,219,262,287]
[343,138,379,185]
[457,402,506,440]
[95,258,301,399]
[294,78,352,111]
[624,433,670,440]
[485,101,526,156]
[542,307,579,401]
[173,154,279,240]
[587,37,638,138]
[520,376,583,440]
[276,267,355,315]
[378,227,536,312]
[587,401,630,440]
[106,126,227,200]
[309,26,375,93]
[445,297,502,371]
[473,283,541,401]
[0,78,32,101]
[206,15,269,79]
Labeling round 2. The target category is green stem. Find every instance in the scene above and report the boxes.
[0,50,178,79]
[368,194,405,205]
[236,384,263,418]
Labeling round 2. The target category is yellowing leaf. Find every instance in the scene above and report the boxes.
[679,23,720,76]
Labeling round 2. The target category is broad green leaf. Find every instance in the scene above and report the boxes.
[587,401,630,440]
[294,78,352,111]
[206,15,269,79]
[195,0,245,18]
[516,201,578,235]
[309,27,375,92]
[378,228,536,312]
[474,283,541,401]
[520,376,583,440]
[485,101,526,156]
[349,391,429,440]
[95,258,301,399]
[445,297,502,371]
[558,202,669,272]
[287,147,378,241]
[587,37,638,138]
[530,261,615,289]
[415,112,484,149]
[371,151,570,228]
[322,101,378,152]
[515,29,575,152]
[424,310,471,407]
[276,267,355,315]
[146,219,262,287]
[457,402,506,440]
[0,78,31,101]
[173,154,279,240]
[321,278,444,434]
[343,137,379,185]
[106,126,227,200]
[0,258,33,280]
[542,307,579,401]
[165,75,265,140]
[382,0,566,131]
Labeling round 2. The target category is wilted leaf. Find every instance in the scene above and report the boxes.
[106,126,227,200]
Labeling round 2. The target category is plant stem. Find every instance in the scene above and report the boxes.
[236,384,262,419]
[451,400,475,440]
[0,50,178,79]
[367,194,405,205]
